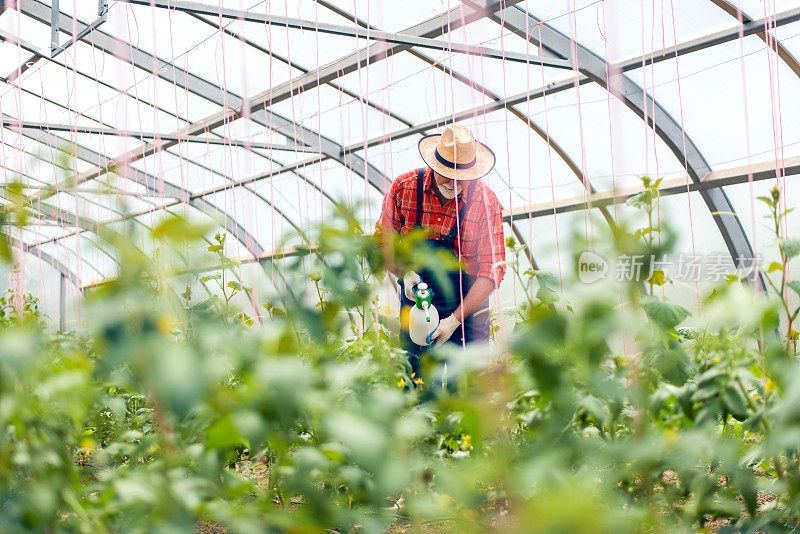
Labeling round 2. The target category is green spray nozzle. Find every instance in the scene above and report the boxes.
[414,283,434,321]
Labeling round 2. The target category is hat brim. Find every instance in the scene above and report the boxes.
[418,134,495,181]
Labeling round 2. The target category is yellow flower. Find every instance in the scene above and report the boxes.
[765,379,777,393]
[397,378,405,388]
[461,434,473,450]
[410,372,423,386]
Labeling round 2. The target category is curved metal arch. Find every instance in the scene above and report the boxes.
[16,0,390,244]
[4,114,268,272]
[15,0,516,272]
[1,117,269,262]
[18,0,382,198]
[13,14,351,244]
[483,3,763,289]
[8,8,321,306]
[41,0,530,258]
[7,235,82,287]
[0,162,123,273]
[1,54,325,259]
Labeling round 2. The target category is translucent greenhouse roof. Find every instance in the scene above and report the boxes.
[2,0,800,323]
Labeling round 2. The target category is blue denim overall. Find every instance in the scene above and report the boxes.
[398,169,490,377]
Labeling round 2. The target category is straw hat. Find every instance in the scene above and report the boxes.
[418,125,495,181]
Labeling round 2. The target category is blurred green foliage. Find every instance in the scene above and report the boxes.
[2,180,800,533]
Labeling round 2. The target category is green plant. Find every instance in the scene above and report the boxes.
[6,179,800,533]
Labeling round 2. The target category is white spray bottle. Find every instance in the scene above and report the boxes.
[408,282,440,346]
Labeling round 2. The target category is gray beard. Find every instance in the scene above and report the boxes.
[438,185,456,199]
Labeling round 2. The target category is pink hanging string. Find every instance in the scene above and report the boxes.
[733,4,758,295]
[762,0,793,312]
[667,0,701,314]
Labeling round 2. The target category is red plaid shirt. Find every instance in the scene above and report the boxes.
[376,167,506,287]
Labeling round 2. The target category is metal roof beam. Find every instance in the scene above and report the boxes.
[708,0,800,84]
[616,4,800,72]
[185,11,415,129]
[505,157,800,221]
[2,119,318,152]
[50,0,108,58]
[312,0,544,270]
[119,0,566,68]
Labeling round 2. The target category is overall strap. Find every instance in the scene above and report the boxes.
[414,168,425,229]
[444,179,477,241]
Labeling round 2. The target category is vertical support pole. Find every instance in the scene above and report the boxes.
[59,272,66,331]
[50,0,59,57]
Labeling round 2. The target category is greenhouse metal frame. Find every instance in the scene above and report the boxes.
[2,0,800,324]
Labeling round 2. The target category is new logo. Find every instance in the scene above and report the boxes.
[577,251,608,283]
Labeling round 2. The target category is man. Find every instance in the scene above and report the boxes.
[376,125,506,375]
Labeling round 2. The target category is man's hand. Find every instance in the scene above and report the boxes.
[403,271,422,301]
[432,314,460,347]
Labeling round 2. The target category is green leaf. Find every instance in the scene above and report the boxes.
[536,284,560,304]
[207,244,224,252]
[200,273,221,282]
[192,295,219,310]
[780,238,800,259]
[236,312,254,326]
[641,296,690,330]
[227,280,243,291]
[697,367,727,387]
[789,281,800,295]
[207,415,243,449]
[756,195,775,208]
[767,262,783,273]
[151,215,211,241]
[645,344,692,386]
[721,384,749,420]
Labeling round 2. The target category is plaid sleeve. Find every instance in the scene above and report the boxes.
[464,186,506,287]
[375,174,406,235]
